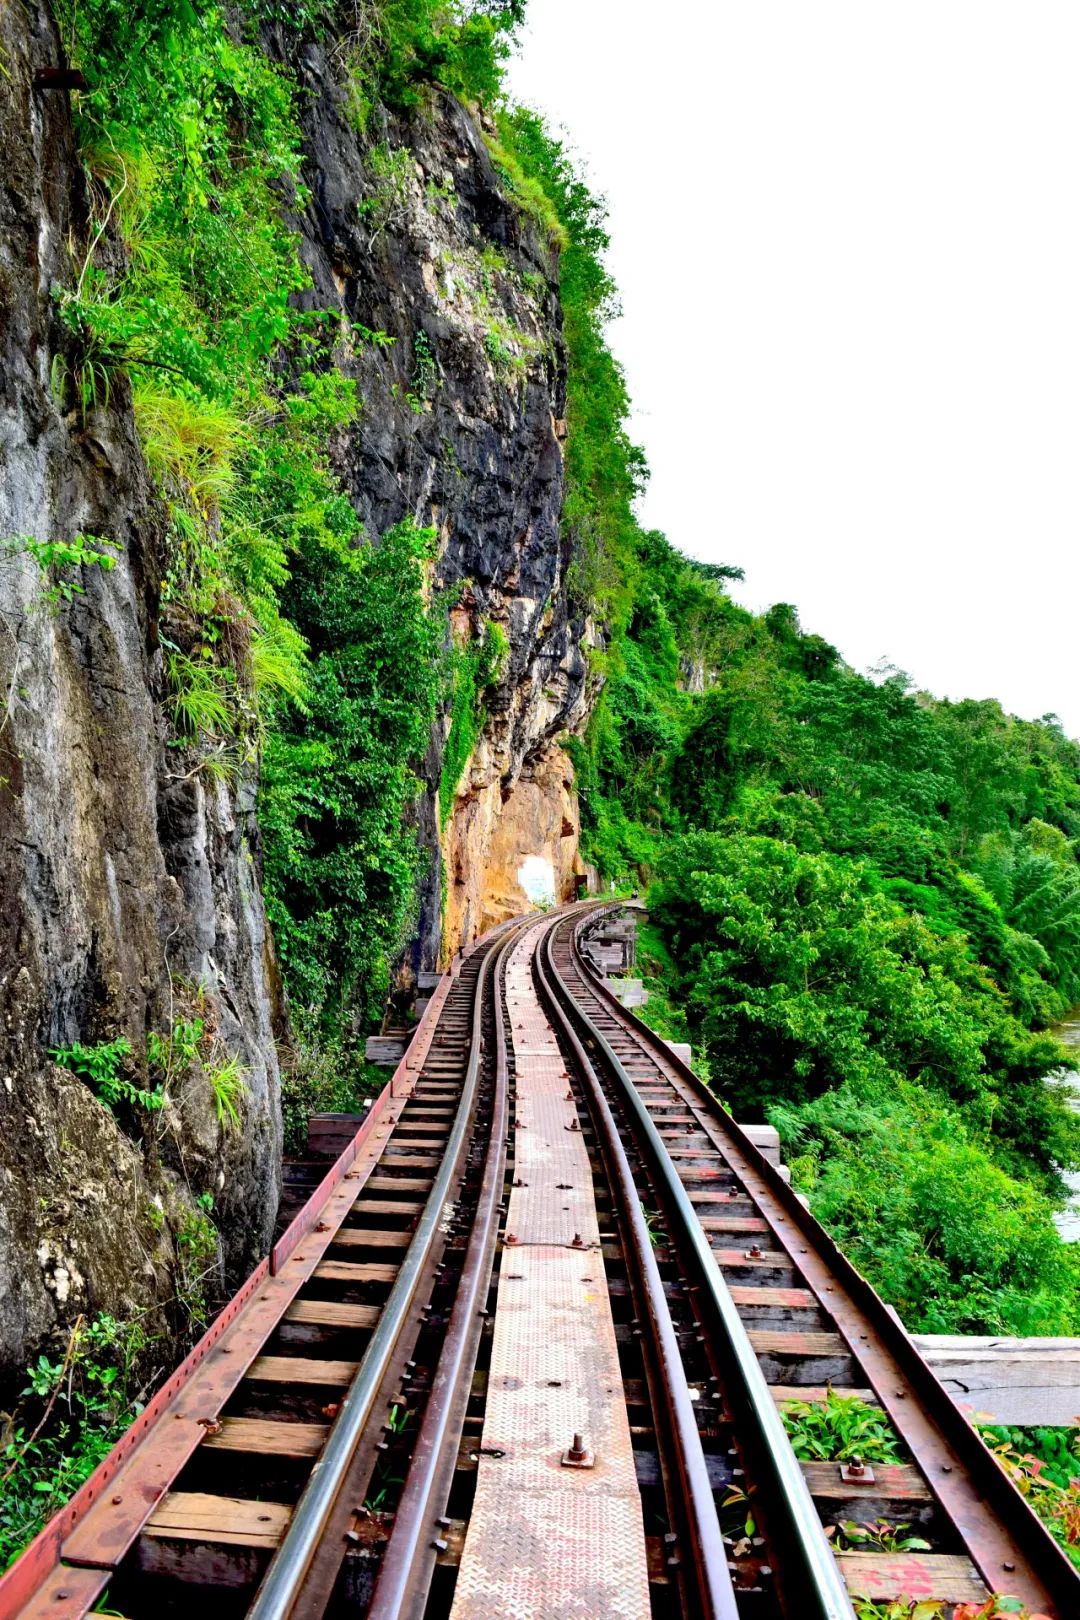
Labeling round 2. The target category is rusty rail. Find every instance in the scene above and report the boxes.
[0,911,537,1620]
[533,916,739,1617]
[553,903,1080,1619]
[537,920,854,1613]
[360,918,521,1620]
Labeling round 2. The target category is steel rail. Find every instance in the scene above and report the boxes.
[246,926,510,1620]
[365,915,535,1620]
[571,906,1079,1617]
[532,917,739,1620]
[545,913,857,1620]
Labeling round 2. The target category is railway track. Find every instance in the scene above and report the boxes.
[1,902,1075,1620]
[537,907,1079,1619]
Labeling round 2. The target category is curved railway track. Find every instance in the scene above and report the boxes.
[1,901,1075,1620]
[540,907,1079,1620]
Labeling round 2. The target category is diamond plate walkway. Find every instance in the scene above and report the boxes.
[449,925,651,1620]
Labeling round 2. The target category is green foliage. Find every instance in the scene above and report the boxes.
[0,1315,150,1570]
[572,520,1080,1332]
[357,142,415,240]
[261,518,442,1034]
[51,1039,165,1115]
[487,108,646,625]
[853,1602,1047,1620]
[827,1519,930,1554]
[438,619,507,830]
[206,1054,248,1133]
[978,1424,1080,1492]
[175,1208,218,1330]
[146,1018,203,1086]
[53,0,474,1049]
[359,0,524,111]
[1,532,119,610]
[280,1046,386,1155]
[780,1391,903,1464]
[407,327,438,412]
[978,1425,1080,1571]
[771,1081,1080,1334]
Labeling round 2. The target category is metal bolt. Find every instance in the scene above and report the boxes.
[505,1232,518,1245]
[571,1232,585,1248]
[745,1244,763,1260]
[1003,1562,1015,1572]
[111,1494,123,1505]
[432,1537,449,1552]
[561,1431,595,1468]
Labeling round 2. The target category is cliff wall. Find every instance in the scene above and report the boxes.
[0,10,593,1376]
[0,1,284,1377]
[285,51,595,963]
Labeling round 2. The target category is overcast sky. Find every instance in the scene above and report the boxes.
[506,2,1080,736]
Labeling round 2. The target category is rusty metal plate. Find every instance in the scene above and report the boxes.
[450,931,650,1619]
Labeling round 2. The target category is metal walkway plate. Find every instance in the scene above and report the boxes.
[450,931,650,1620]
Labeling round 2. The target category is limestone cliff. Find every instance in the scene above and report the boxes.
[0,1,283,1378]
[285,51,597,963]
[0,14,597,1378]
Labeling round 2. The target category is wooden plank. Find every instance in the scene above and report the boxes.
[802,1461,929,1501]
[202,1418,329,1459]
[748,1330,847,1357]
[364,1175,432,1192]
[378,1154,440,1170]
[284,1299,380,1330]
[366,1037,407,1067]
[247,1355,357,1385]
[144,1492,291,1550]
[378,1135,447,1149]
[839,1552,987,1604]
[729,1285,816,1310]
[314,1259,398,1284]
[331,1228,411,1249]
[913,1333,1080,1426]
[697,1216,769,1234]
[351,1199,423,1216]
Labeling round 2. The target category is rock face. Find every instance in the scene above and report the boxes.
[0,17,594,1378]
[286,50,596,964]
[0,3,282,1380]
[443,739,584,950]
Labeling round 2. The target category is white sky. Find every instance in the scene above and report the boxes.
[506,2,1080,736]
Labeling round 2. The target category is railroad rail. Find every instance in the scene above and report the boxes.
[538,906,1080,1618]
[1,901,1076,1620]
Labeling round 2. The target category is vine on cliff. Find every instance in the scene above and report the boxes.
[47,0,528,1044]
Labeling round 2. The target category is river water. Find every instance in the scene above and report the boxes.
[1052,1009,1080,1241]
